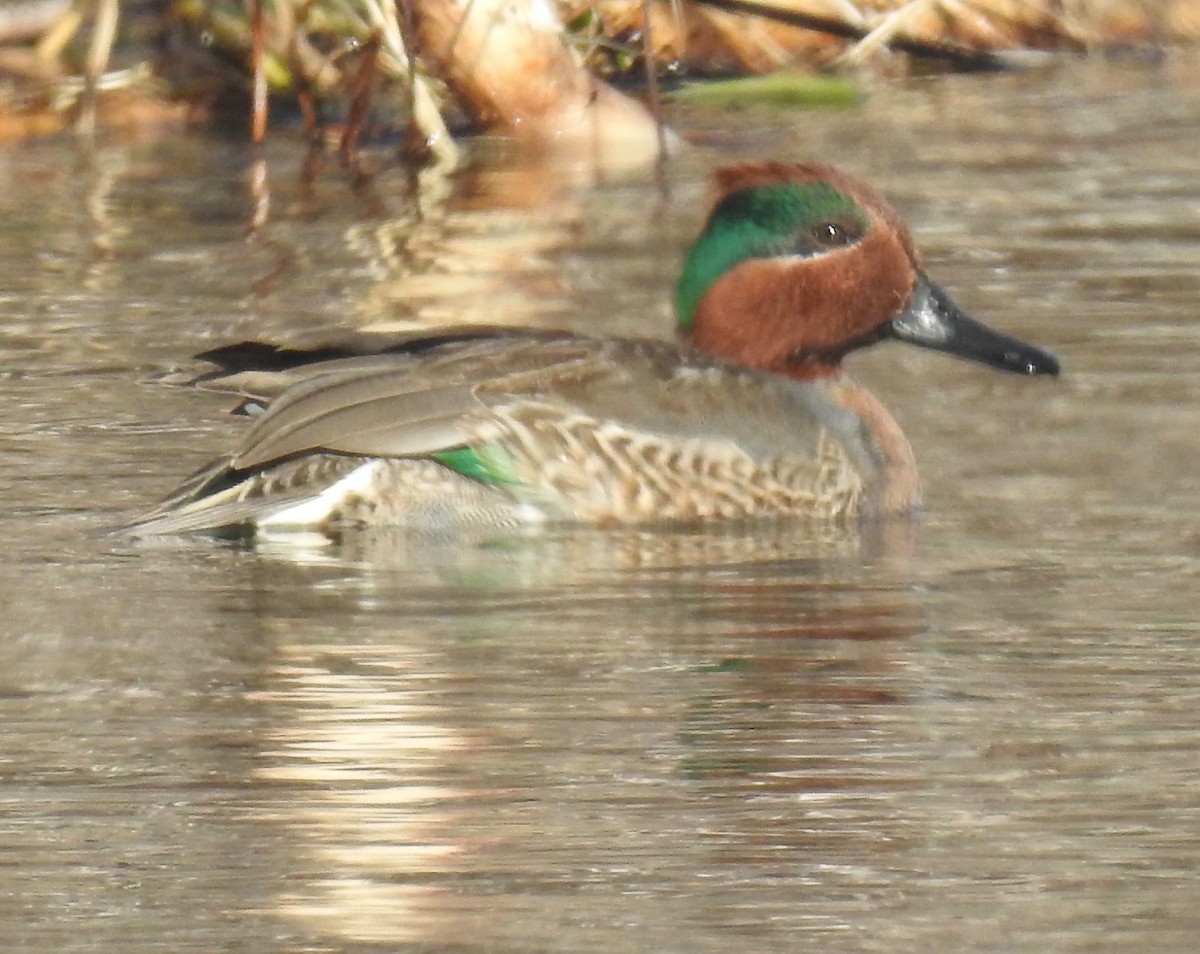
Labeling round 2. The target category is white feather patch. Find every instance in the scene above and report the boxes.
[256,460,386,528]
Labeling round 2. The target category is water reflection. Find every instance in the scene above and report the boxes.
[255,519,886,571]
[274,146,675,337]
[252,643,473,945]
[241,539,923,947]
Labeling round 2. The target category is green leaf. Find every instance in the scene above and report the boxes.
[672,73,863,110]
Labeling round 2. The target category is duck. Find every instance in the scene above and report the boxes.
[125,161,1059,537]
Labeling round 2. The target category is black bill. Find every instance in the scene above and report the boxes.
[886,274,1060,376]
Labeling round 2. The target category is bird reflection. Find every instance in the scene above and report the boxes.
[244,518,924,946]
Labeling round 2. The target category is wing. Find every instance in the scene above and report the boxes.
[223,332,857,471]
[227,333,601,469]
[157,326,554,412]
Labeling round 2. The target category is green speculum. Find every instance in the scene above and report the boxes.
[432,445,517,487]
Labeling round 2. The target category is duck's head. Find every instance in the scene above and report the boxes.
[676,162,1059,380]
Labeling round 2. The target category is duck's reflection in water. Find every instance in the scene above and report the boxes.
[242,519,925,946]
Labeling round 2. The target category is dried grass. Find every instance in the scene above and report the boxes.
[564,0,1200,75]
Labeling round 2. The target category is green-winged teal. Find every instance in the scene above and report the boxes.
[126,161,1059,536]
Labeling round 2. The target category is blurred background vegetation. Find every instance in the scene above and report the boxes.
[0,0,1196,149]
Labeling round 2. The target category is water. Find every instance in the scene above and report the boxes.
[2,56,1199,952]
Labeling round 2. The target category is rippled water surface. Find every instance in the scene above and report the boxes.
[2,57,1199,952]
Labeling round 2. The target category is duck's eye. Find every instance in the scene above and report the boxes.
[812,221,856,248]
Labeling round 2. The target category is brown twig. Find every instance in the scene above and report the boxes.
[640,0,671,167]
[392,0,435,165]
[77,0,120,136]
[687,0,1009,70]
[249,0,268,144]
[339,28,383,179]
[287,1,317,137]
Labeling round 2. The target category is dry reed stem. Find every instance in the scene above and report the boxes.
[564,0,1200,74]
